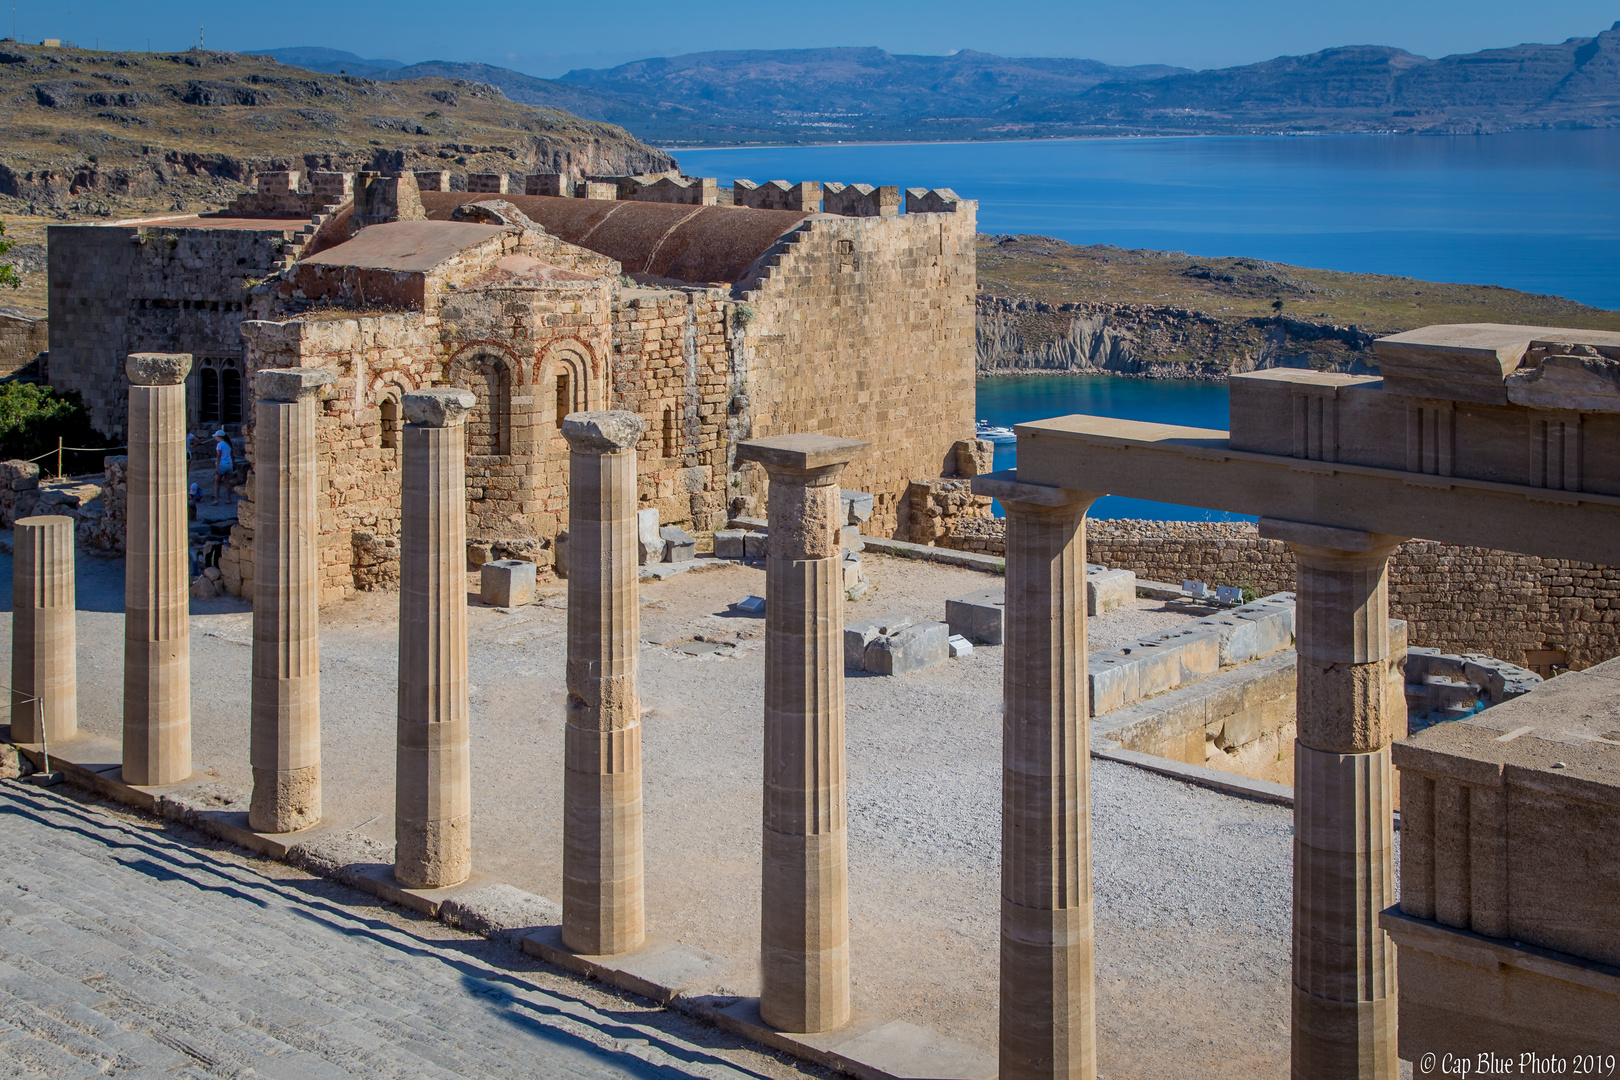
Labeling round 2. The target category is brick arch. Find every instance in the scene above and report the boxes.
[537,338,595,426]
[447,344,520,459]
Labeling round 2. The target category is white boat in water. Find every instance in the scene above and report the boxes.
[976,420,1017,442]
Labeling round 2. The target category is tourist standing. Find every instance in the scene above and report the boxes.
[211,430,233,503]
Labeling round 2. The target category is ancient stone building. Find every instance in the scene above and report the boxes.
[45,170,978,598]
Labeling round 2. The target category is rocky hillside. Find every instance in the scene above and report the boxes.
[0,44,673,217]
[977,235,1620,378]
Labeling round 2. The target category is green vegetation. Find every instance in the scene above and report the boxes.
[0,383,114,469]
[0,220,20,290]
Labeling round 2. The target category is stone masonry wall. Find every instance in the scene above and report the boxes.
[609,288,732,531]
[736,206,978,539]
[1080,520,1618,669]
[48,222,299,437]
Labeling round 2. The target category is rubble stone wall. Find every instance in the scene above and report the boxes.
[1084,520,1619,669]
[735,207,978,538]
[0,312,47,379]
[47,222,297,437]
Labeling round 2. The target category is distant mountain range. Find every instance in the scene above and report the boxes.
[255,24,1620,144]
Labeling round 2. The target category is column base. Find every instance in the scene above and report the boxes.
[1291,986,1397,1080]
[999,900,1096,1080]
[248,765,322,834]
[395,813,471,890]
[761,826,851,1035]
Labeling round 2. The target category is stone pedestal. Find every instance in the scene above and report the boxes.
[249,368,334,833]
[737,433,868,1034]
[977,474,1101,1080]
[395,388,476,889]
[11,515,76,745]
[1260,518,1405,1080]
[123,353,192,787]
[560,411,646,956]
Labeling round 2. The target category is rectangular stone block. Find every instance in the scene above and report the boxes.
[842,490,874,524]
[637,508,663,565]
[480,559,536,608]
[948,635,973,658]
[1085,567,1135,616]
[731,594,766,615]
[660,525,695,563]
[714,529,746,559]
[946,587,1005,645]
[863,621,950,676]
[841,523,864,552]
[1192,594,1297,666]
[744,531,769,559]
[845,615,912,671]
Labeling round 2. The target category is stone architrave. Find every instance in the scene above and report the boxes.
[395,387,477,889]
[249,368,335,833]
[11,515,77,745]
[1260,518,1406,1080]
[560,410,647,956]
[976,473,1102,1080]
[123,352,192,787]
[736,433,868,1035]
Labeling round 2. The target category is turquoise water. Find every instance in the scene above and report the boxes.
[680,130,1620,310]
[680,130,1620,519]
[976,375,1248,521]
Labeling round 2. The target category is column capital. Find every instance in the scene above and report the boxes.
[972,469,1099,509]
[403,387,476,428]
[561,410,644,455]
[255,367,336,403]
[736,434,867,484]
[126,353,192,385]
[1259,517,1406,565]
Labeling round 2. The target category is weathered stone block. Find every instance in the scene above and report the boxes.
[863,620,950,675]
[714,529,746,559]
[841,523,864,552]
[637,508,664,565]
[1085,567,1135,616]
[842,490,874,524]
[481,559,536,607]
[744,531,769,559]
[845,615,911,671]
[948,635,974,658]
[660,525,695,563]
[946,587,1005,645]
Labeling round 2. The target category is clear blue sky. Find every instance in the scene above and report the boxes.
[12,0,1617,78]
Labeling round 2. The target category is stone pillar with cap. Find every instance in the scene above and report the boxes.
[123,352,192,787]
[1259,517,1406,1080]
[560,410,646,956]
[735,433,868,1034]
[972,470,1102,1080]
[11,515,77,746]
[395,387,477,889]
[249,367,335,833]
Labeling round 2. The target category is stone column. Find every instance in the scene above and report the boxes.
[123,352,192,787]
[975,473,1101,1080]
[11,515,77,745]
[395,388,476,889]
[249,368,335,833]
[737,434,867,1034]
[1259,518,1405,1080]
[560,410,646,956]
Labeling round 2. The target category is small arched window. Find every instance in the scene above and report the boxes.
[380,396,401,453]
[662,406,676,459]
[220,367,243,425]
[466,357,512,458]
[199,368,220,424]
[555,372,571,428]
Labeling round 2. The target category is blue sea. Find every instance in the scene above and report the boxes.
[679,131,1620,519]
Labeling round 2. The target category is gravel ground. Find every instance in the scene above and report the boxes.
[0,542,1309,1079]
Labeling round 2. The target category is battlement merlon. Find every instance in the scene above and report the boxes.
[905,187,967,214]
[735,180,822,212]
[823,183,901,218]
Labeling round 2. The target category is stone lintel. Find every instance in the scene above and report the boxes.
[970,469,1098,507]
[735,434,868,474]
[1257,517,1406,554]
[255,367,336,402]
[1011,414,1620,564]
[403,388,476,427]
[126,353,192,385]
[561,410,644,455]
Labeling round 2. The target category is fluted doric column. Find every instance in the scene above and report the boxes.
[975,472,1101,1080]
[560,410,646,956]
[737,433,867,1034]
[12,515,77,746]
[123,352,192,786]
[1259,518,1406,1080]
[395,388,476,889]
[249,368,334,833]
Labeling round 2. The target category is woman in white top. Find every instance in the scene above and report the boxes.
[212,430,234,503]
